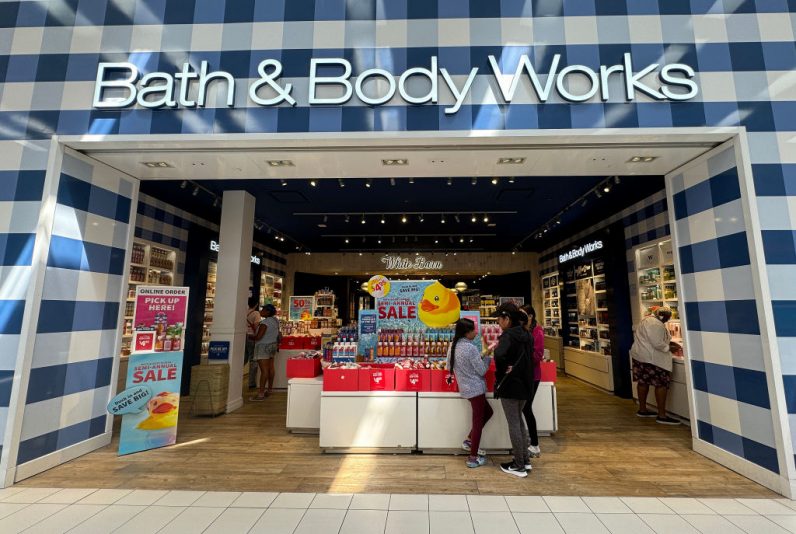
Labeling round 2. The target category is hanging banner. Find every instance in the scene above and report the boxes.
[289,295,315,321]
[376,280,461,330]
[132,286,189,353]
[118,351,183,456]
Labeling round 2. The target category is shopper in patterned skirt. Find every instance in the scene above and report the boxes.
[630,306,680,425]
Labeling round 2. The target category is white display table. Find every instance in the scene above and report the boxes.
[418,383,557,453]
[320,391,417,452]
[286,377,323,433]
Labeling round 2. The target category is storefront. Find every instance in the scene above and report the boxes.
[0,1,794,498]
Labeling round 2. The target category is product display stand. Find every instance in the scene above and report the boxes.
[319,391,417,452]
[286,377,323,433]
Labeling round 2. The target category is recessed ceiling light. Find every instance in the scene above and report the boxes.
[143,161,173,168]
[345,238,349,243]
[628,156,658,163]
[498,157,526,164]
[267,160,294,167]
[401,215,407,223]
[382,159,408,166]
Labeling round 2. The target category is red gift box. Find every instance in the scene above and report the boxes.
[322,367,359,391]
[286,357,321,379]
[540,360,557,382]
[430,369,458,392]
[309,337,322,350]
[359,364,395,391]
[280,336,302,350]
[485,358,496,392]
[395,368,431,391]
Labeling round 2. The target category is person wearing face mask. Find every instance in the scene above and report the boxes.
[630,306,681,425]
[491,302,534,478]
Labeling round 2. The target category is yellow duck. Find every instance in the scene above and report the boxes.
[418,281,461,328]
[137,391,179,431]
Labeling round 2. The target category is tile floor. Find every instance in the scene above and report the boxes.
[1,487,796,533]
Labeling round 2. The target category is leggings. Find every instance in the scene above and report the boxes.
[522,380,540,447]
[501,398,529,469]
[467,394,494,457]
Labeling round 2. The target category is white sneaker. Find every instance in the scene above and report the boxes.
[462,439,486,456]
[524,463,533,471]
[528,445,541,458]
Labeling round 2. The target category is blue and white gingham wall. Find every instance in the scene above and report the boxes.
[669,142,780,475]
[15,148,138,472]
[0,139,50,472]
[0,0,793,492]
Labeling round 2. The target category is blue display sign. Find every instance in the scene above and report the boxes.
[208,341,230,360]
[358,309,378,359]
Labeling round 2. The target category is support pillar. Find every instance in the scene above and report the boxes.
[210,191,255,412]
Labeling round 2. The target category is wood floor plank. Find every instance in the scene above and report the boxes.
[16,376,776,497]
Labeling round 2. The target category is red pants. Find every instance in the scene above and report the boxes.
[467,394,494,457]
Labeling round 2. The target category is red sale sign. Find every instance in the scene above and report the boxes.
[132,286,189,354]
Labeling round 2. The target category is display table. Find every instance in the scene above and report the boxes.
[564,347,614,392]
[286,377,323,433]
[418,383,557,453]
[319,391,417,452]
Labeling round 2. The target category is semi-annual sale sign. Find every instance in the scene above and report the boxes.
[375,279,460,330]
[132,286,189,354]
[118,351,183,455]
[289,295,314,321]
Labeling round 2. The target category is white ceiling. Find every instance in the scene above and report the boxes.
[71,130,735,181]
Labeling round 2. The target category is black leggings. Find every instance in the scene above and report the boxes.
[522,380,540,447]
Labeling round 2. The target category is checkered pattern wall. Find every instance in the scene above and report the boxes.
[17,149,137,466]
[0,0,793,488]
[669,143,779,473]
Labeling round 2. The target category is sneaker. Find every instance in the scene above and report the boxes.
[656,416,681,425]
[637,410,657,418]
[524,462,533,471]
[462,439,486,456]
[466,456,487,468]
[528,445,541,458]
[500,462,528,478]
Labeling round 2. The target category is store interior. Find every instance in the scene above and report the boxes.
[20,132,773,496]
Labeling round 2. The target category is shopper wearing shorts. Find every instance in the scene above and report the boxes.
[630,306,680,425]
[492,302,533,478]
[446,318,492,468]
[250,304,279,401]
[245,297,260,389]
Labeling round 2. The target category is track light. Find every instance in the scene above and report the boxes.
[361,214,366,224]
[213,197,220,207]
[491,177,499,185]
[280,179,287,187]
[419,214,424,222]
[471,177,477,186]
[390,178,396,186]
[180,180,188,189]
[470,214,477,223]
[345,238,349,244]
[338,179,345,188]
[469,238,473,243]
[365,179,372,188]
[381,216,386,224]
[581,199,588,207]
[378,238,382,244]
[508,177,515,184]
[441,215,446,224]
[434,239,439,244]
[408,177,415,184]
[344,215,350,223]
[483,214,489,223]
[447,178,452,186]
[309,179,317,187]
[595,190,603,199]
[401,215,407,223]
[614,176,621,185]
[603,184,611,193]
[192,186,199,196]
[455,215,461,223]
[459,237,464,243]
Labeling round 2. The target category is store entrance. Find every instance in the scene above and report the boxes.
[37,128,780,495]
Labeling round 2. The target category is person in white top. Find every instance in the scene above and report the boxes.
[245,297,261,389]
[630,306,681,425]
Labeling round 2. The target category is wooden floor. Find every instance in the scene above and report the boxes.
[18,376,775,497]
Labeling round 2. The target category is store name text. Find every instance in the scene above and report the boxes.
[381,255,443,270]
[210,240,261,265]
[93,54,698,112]
[559,240,603,263]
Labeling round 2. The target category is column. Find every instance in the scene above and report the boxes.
[211,190,255,412]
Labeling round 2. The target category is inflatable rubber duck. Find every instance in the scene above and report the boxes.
[137,391,179,430]
[418,281,461,328]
